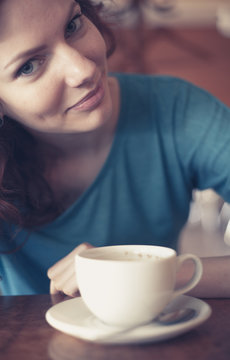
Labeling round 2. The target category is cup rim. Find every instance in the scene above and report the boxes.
[76,244,176,262]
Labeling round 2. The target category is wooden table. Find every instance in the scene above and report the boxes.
[0,294,230,360]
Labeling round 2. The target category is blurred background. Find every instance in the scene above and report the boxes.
[96,0,230,256]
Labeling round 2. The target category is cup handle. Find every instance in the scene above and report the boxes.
[172,254,203,298]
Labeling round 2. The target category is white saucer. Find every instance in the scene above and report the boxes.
[45,295,211,345]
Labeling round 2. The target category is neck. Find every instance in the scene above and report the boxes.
[33,123,115,160]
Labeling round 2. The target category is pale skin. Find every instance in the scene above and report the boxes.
[0,0,230,298]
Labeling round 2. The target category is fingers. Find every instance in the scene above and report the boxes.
[48,242,92,279]
[49,261,76,297]
[50,279,60,296]
[47,242,93,297]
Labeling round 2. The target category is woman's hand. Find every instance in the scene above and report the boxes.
[47,242,93,297]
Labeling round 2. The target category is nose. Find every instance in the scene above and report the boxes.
[57,44,97,88]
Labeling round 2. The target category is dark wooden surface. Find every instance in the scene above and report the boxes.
[0,294,230,360]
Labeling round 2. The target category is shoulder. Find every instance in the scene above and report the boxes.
[110,73,230,132]
[111,72,193,91]
[110,73,221,108]
[111,72,225,99]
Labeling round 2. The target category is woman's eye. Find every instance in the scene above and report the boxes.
[65,13,82,39]
[17,58,44,78]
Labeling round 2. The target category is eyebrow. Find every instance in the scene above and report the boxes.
[4,1,80,71]
[4,45,47,70]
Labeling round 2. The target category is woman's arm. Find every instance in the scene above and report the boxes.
[177,255,230,298]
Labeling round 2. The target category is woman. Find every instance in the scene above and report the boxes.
[0,0,230,297]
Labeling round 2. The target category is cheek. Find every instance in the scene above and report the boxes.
[2,80,61,120]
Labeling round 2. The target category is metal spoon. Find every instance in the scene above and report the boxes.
[95,308,197,341]
[155,307,196,325]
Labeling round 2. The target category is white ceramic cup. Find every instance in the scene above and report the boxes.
[75,245,203,328]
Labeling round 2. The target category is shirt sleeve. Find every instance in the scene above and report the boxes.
[173,79,230,202]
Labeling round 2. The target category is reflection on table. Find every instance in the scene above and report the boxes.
[0,294,230,360]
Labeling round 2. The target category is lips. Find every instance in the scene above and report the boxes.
[67,81,105,112]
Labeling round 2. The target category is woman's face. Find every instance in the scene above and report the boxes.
[0,0,113,134]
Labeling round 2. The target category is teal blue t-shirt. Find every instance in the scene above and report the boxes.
[1,74,230,295]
